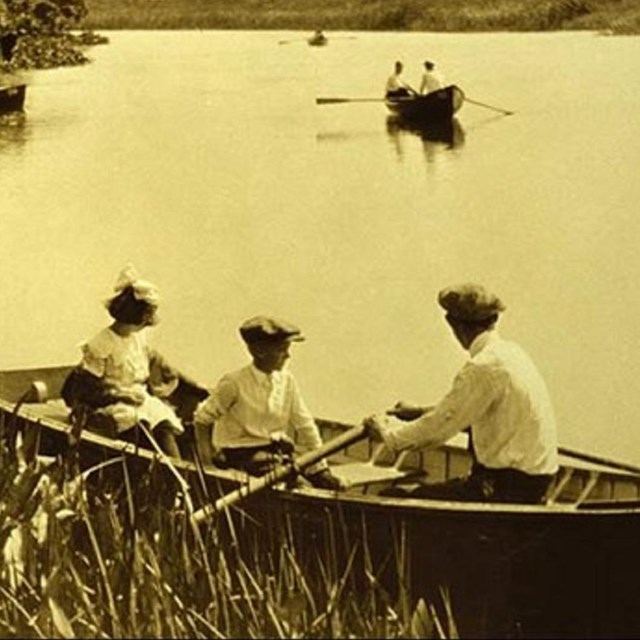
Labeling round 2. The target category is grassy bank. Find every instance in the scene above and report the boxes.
[81,0,640,34]
[0,426,456,638]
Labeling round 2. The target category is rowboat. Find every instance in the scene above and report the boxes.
[0,84,26,114]
[385,85,464,124]
[2,365,640,638]
[307,31,328,46]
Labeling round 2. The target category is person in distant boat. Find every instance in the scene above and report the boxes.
[363,283,559,504]
[385,61,416,99]
[419,60,444,95]
[308,29,327,46]
[193,316,345,490]
[61,265,187,458]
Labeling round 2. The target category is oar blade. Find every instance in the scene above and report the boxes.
[316,97,351,105]
[316,97,387,105]
[464,97,514,116]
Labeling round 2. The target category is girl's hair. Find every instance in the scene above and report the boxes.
[107,286,156,325]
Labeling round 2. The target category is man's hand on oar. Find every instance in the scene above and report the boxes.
[363,414,394,443]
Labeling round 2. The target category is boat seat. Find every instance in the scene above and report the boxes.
[22,399,72,424]
[331,443,423,488]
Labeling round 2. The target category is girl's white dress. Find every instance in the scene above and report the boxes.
[80,327,183,435]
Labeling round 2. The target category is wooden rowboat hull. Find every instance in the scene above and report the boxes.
[386,85,464,124]
[0,84,26,114]
[2,365,640,638]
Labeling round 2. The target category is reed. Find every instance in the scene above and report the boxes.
[80,0,640,33]
[0,432,458,639]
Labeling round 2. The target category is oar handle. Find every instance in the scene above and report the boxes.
[192,424,367,524]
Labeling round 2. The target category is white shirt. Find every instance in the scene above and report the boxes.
[386,73,408,93]
[382,331,558,475]
[194,364,324,454]
[420,70,443,95]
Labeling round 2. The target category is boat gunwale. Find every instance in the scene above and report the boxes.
[385,84,464,120]
[3,395,640,518]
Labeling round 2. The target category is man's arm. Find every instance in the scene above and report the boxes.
[366,363,497,453]
[193,377,237,463]
[288,377,346,489]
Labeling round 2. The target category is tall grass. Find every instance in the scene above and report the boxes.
[0,428,456,638]
[80,0,640,33]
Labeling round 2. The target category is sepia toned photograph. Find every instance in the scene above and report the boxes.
[1,0,639,636]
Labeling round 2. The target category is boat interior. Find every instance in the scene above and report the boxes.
[1,366,640,511]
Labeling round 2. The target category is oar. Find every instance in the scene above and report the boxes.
[464,97,514,116]
[316,96,416,105]
[191,424,367,525]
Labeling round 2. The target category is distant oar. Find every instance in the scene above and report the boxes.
[464,97,514,116]
[316,96,415,105]
[278,38,307,45]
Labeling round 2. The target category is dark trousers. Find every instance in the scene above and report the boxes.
[386,88,412,99]
[393,464,555,505]
[219,442,292,477]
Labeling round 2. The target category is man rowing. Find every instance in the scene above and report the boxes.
[419,60,444,95]
[364,283,559,504]
[385,61,416,99]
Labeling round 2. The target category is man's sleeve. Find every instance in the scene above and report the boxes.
[385,362,497,452]
[289,377,324,451]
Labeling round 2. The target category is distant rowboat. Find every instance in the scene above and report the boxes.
[0,84,26,114]
[385,84,464,124]
[3,364,640,638]
[307,31,328,46]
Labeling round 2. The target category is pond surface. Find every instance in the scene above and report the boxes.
[1,30,639,463]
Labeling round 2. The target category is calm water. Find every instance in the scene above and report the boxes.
[1,30,640,463]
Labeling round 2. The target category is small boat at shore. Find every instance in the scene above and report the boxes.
[0,84,26,114]
[385,85,464,124]
[2,364,640,638]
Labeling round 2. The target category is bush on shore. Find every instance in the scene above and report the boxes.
[1,0,106,72]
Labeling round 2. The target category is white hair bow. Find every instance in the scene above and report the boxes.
[111,263,160,306]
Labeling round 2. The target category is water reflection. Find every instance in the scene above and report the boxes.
[0,111,28,153]
[385,116,465,163]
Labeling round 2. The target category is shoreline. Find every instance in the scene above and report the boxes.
[81,0,640,35]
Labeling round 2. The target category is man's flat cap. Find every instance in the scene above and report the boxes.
[239,316,305,344]
[438,283,505,322]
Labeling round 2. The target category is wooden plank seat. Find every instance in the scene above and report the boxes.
[22,399,71,423]
[331,442,424,488]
